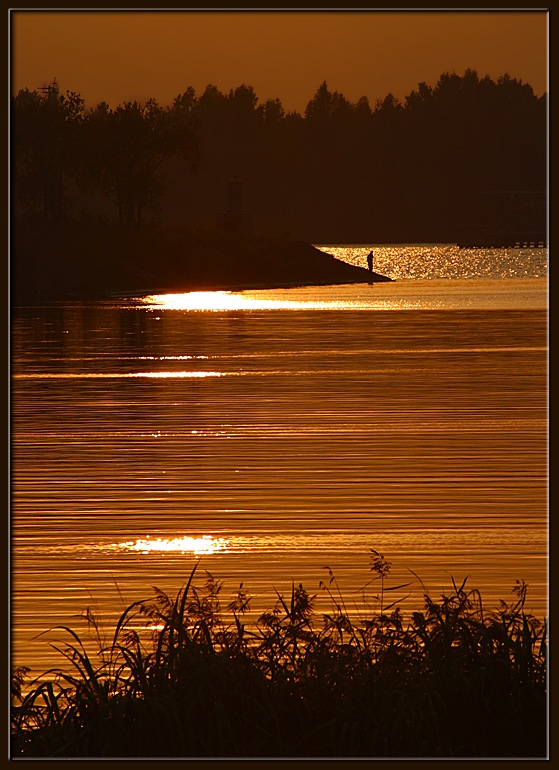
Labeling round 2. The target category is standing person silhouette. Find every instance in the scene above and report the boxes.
[367,250,374,272]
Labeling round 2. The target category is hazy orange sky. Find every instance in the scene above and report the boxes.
[11,10,548,112]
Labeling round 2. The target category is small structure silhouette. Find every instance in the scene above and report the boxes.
[216,177,252,235]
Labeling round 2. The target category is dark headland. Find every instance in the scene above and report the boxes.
[11,221,391,302]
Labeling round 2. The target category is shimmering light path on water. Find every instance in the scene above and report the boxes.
[11,256,548,679]
[131,276,547,313]
[317,244,548,281]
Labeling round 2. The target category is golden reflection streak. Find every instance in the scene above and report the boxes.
[12,371,229,380]
[13,349,546,382]
[138,291,358,311]
[121,535,229,556]
[135,290,548,312]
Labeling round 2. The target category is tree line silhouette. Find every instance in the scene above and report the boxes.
[12,70,546,243]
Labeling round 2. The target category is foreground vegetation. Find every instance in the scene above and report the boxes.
[11,552,547,758]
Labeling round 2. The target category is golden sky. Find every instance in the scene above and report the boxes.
[11,10,548,112]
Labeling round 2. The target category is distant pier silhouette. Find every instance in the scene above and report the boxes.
[457,190,546,248]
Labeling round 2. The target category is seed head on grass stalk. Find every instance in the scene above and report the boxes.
[369,548,391,614]
[359,549,413,643]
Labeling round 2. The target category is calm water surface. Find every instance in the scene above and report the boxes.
[11,245,548,677]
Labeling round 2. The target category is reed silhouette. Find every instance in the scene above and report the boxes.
[11,553,547,758]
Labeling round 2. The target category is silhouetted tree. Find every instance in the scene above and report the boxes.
[196,84,229,132]
[12,69,546,243]
[397,69,546,238]
[83,95,198,226]
[304,81,352,123]
[12,80,86,221]
[258,98,285,125]
[354,95,372,120]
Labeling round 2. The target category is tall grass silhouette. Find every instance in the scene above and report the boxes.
[11,551,547,758]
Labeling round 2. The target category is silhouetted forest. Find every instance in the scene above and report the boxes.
[12,69,546,244]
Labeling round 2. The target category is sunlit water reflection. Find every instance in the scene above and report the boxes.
[121,535,230,555]
[316,243,548,281]
[11,246,548,679]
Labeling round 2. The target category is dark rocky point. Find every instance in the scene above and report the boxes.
[11,221,391,301]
